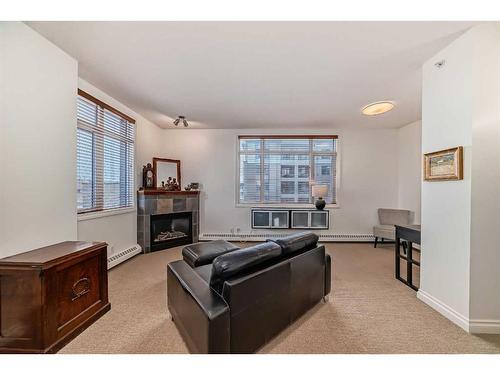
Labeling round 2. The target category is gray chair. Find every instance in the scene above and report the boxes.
[373,208,411,248]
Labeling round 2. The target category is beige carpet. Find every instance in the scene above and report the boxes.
[59,243,500,354]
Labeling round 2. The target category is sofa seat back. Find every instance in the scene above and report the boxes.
[210,242,282,292]
[221,245,326,353]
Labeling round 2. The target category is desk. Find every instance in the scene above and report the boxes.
[395,224,421,291]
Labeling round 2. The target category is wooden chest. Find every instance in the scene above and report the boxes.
[0,241,110,353]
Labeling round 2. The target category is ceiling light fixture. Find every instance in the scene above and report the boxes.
[361,101,395,116]
[173,115,189,127]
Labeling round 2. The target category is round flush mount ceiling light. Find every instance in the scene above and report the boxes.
[361,101,395,116]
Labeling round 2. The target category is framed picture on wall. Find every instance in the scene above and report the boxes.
[423,146,463,181]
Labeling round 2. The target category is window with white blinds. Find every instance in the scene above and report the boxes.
[77,90,135,214]
[238,136,338,205]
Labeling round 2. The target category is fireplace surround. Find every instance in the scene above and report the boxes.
[137,190,199,252]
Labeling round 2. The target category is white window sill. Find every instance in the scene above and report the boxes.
[235,203,340,209]
[77,207,137,222]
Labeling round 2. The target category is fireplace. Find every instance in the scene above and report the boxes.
[137,190,199,253]
[150,212,193,252]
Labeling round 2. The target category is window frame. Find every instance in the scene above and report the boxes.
[235,135,340,208]
[76,89,136,217]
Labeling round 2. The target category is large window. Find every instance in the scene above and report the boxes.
[77,90,135,214]
[238,136,337,205]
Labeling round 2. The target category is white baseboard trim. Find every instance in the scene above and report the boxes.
[200,232,374,242]
[469,320,500,334]
[417,290,500,334]
[417,289,470,332]
[107,244,142,269]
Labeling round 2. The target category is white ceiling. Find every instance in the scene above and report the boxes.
[28,21,476,129]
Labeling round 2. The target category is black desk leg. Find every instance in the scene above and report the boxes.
[395,236,400,279]
[407,241,413,287]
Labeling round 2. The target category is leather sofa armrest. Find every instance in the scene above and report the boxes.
[324,253,332,296]
[182,240,240,268]
[167,261,230,353]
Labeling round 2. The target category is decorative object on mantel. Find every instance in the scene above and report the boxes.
[424,146,463,181]
[312,184,328,210]
[161,177,180,191]
[153,157,181,190]
[184,182,200,191]
[142,163,155,190]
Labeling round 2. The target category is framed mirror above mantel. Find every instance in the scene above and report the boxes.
[153,157,181,190]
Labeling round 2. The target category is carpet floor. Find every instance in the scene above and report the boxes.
[59,243,500,354]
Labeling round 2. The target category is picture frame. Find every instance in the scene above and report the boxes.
[423,146,463,181]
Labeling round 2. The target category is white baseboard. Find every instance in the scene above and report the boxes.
[200,232,374,242]
[469,320,500,334]
[107,244,142,269]
[417,289,470,332]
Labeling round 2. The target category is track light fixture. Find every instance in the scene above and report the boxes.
[173,115,189,127]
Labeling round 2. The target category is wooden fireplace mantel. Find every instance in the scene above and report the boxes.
[138,189,200,196]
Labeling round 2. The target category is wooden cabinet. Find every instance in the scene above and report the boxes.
[0,241,110,353]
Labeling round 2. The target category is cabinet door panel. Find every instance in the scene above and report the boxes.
[291,212,309,228]
[271,212,289,228]
[57,255,101,329]
[253,211,270,228]
[311,211,328,228]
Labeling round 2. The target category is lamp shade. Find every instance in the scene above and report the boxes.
[312,184,328,198]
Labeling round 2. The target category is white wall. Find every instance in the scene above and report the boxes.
[397,121,422,223]
[468,24,500,326]
[419,27,473,323]
[76,79,165,257]
[419,23,500,332]
[0,22,78,257]
[161,128,399,237]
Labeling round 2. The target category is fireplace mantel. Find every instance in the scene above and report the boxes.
[140,189,200,196]
[137,190,200,253]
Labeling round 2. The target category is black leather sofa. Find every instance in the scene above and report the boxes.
[167,232,332,353]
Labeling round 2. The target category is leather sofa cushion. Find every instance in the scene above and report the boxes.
[210,242,282,289]
[267,231,319,255]
[182,240,240,268]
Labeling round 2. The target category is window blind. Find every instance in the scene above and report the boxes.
[77,90,135,214]
[238,136,337,205]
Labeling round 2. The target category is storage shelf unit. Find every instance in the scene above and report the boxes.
[251,209,329,230]
[251,209,290,229]
[291,209,329,229]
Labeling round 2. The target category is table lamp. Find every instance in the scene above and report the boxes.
[312,184,328,210]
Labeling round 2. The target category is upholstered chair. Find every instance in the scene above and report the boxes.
[373,208,411,248]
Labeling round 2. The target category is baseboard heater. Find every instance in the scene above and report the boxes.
[107,244,142,269]
[200,233,375,242]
